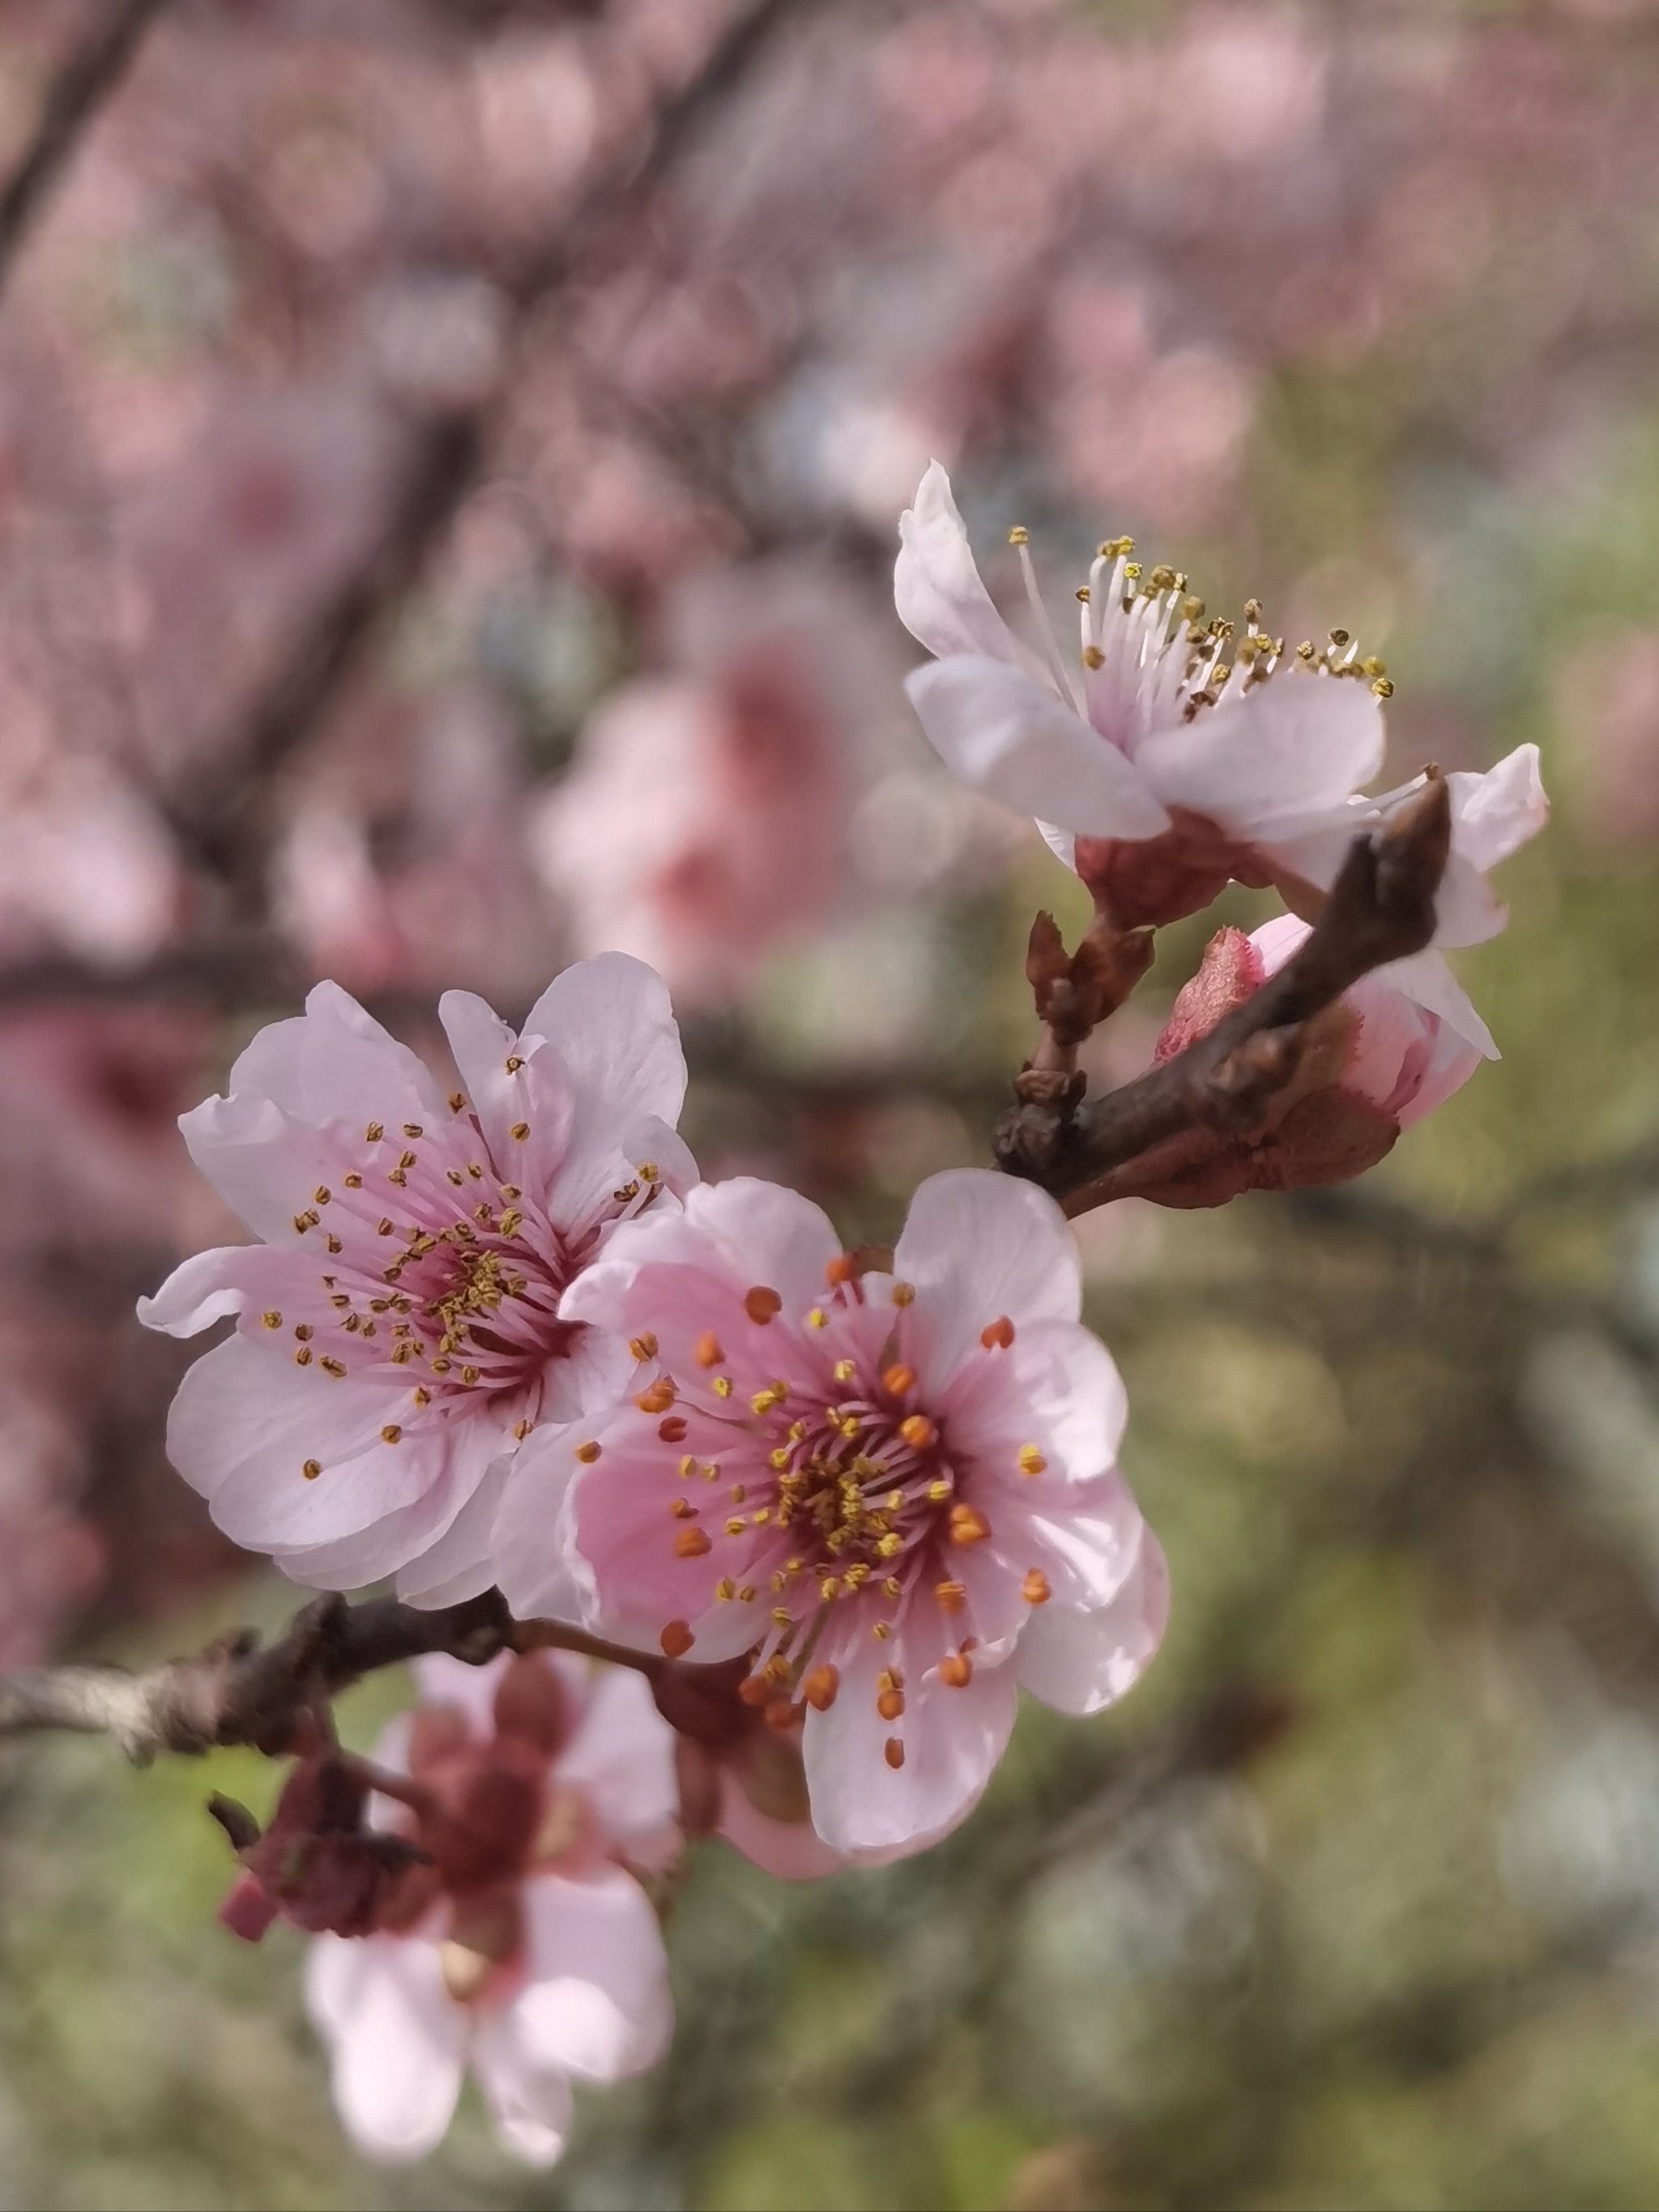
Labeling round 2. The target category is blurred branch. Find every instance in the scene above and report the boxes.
[996,777,1450,1216]
[0,0,170,295]
[167,0,814,896]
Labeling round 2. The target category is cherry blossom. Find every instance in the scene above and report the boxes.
[895,464,1547,939]
[306,1649,676,2167]
[139,956,694,1605]
[1134,914,1491,1207]
[495,1170,1167,1857]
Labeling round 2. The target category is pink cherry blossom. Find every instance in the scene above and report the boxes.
[534,563,893,1005]
[894,460,1389,928]
[1135,914,1490,1207]
[139,956,695,1605]
[495,1170,1167,1857]
[895,465,1550,941]
[307,1649,676,2167]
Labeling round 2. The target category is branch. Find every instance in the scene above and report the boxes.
[0,1588,514,1763]
[0,0,169,295]
[165,0,809,893]
[996,776,1452,1216]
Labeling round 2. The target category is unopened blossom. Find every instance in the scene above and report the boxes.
[307,1650,676,2167]
[139,957,694,1605]
[495,1170,1167,1857]
[1136,914,1491,1206]
[894,464,1546,937]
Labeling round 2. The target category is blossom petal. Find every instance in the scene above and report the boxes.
[469,2016,573,2168]
[893,1170,1081,1383]
[305,1935,465,2165]
[802,1633,1017,1855]
[394,1455,513,1608]
[894,461,1039,673]
[1448,744,1548,872]
[507,1866,674,2083]
[1134,671,1385,840]
[1378,949,1498,1060]
[525,953,687,1136]
[906,657,1171,838]
[1013,1529,1170,1715]
[137,1244,284,1337]
[997,1318,1129,1481]
[556,1665,680,1852]
[228,981,447,1136]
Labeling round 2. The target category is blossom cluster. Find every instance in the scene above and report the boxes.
[138,467,1544,2167]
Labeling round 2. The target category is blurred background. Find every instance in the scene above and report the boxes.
[0,0,1655,2204]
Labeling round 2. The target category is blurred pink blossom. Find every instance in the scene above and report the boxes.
[306,1648,676,2166]
[535,564,895,1004]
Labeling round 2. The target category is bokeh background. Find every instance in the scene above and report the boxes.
[0,0,1657,2205]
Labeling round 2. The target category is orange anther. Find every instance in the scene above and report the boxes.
[695,1331,724,1368]
[900,1415,937,1451]
[764,1697,798,1734]
[803,1664,840,1711]
[636,1379,676,1415]
[883,1363,917,1396]
[659,1621,695,1659]
[673,1526,712,1559]
[825,1253,856,1287]
[884,1737,906,1770]
[949,1502,992,1546]
[738,1673,771,1707]
[940,1652,974,1689]
[876,1687,906,1722]
[744,1285,783,1324]
[980,1315,1016,1349]
[659,1417,689,1443]
[935,1579,966,1613]
[1022,1567,1052,1605]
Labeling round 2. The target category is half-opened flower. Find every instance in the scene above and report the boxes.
[1132,913,1490,1206]
[495,1170,1167,1857]
[139,957,693,1605]
[307,1649,676,2166]
[894,463,1546,937]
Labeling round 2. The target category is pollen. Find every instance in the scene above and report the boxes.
[574,1440,602,1464]
[885,1737,906,1770]
[380,1425,402,1444]
[294,1323,313,1342]
[940,1652,973,1689]
[637,1379,676,1414]
[749,1383,788,1414]
[448,1092,466,1113]
[629,1334,659,1362]
[807,1306,829,1329]
[744,1285,783,1324]
[320,1357,347,1378]
[900,1415,937,1451]
[510,1121,531,1141]
[891,1281,916,1308]
[738,1673,770,1708]
[302,1459,322,1480]
[659,1417,689,1443]
[262,1311,282,1329]
[713,1375,734,1398]
[826,1253,856,1287]
[876,1686,905,1722]
[936,1579,966,1613]
[365,1122,383,1143]
[673,1526,712,1558]
[980,1315,1015,1350]
[804,1664,840,1711]
[949,1502,992,1546]
[1022,1567,1052,1605]
[884,1363,916,1396]
[660,1621,695,1659]
[695,1331,724,1368]
[1017,1445,1047,1477]
[833,1359,856,1384]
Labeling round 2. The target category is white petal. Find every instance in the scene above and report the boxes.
[491,1425,595,1625]
[680,1178,842,1313]
[469,2017,573,2168]
[305,1935,465,2165]
[394,1455,513,1608]
[137,1246,267,1337]
[1001,1319,1129,1480]
[906,657,1171,838]
[1013,1531,1170,1716]
[507,1867,674,2084]
[894,461,1040,673]
[229,981,447,1135]
[1134,671,1385,839]
[1375,949,1498,1060]
[893,1170,1081,1383]
[523,953,687,1136]
[1448,744,1547,872]
[177,1089,345,1247]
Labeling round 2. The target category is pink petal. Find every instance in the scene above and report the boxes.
[906,656,1171,838]
[137,1243,291,1338]
[1377,950,1498,1061]
[717,1771,851,1881]
[437,990,574,1187]
[801,1632,1017,1856]
[507,1866,674,2084]
[894,461,1044,676]
[305,1934,465,2165]
[997,1319,1129,1482]
[177,1089,347,1247]
[1013,1529,1170,1716]
[522,952,687,1136]
[393,1455,513,1608]
[555,1665,680,1852]
[228,981,448,1136]
[492,1425,596,1626]
[893,1170,1081,1383]
[1447,744,1547,873]
[1134,671,1385,839]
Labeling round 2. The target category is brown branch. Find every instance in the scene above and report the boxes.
[996,775,1452,1216]
[0,0,170,295]
[165,0,811,895]
[0,1588,514,1763]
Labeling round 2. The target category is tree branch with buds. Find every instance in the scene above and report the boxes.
[996,775,1452,1217]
